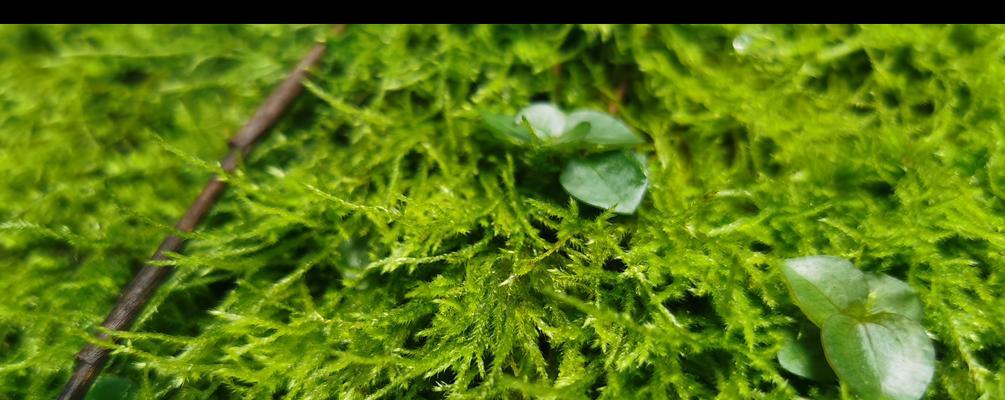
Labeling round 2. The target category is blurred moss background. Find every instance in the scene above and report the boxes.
[0,25,1003,399]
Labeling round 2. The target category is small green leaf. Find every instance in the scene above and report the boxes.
[481,112,532,144]
[552,121,591,145]
[565,109,644,146]
[516,103,566,139]
[781,256,869,326]
[821,313,935,400]
[778,322,837,382]
[85,375,136,400]
[560,151,648,214]
[865,273,924,321]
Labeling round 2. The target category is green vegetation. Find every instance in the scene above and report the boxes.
[779,256,934,399]
[482,103,648,214]
[1,24,1004,399]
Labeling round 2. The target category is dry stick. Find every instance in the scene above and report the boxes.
[57,40,330,400]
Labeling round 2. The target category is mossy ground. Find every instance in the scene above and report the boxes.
[1,24,1004,399]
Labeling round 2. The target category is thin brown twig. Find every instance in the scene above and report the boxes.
[57,27,341,400]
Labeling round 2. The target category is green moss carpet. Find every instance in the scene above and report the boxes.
[0,24,1003,399]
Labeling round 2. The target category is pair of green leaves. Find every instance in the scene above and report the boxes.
[779,256,935,400]
[482,103,648,214]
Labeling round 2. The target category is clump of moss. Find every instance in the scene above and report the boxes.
[1,24,1004,399]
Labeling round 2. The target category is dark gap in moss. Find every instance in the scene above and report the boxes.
[416,368,454,397]
[931,334,950,370]
[749,241,773,254]
[936,235,988,260]
[0,326,20,356]
[682,348,732,390]
[144,275,237,338]
[448,24,474,36]
[530,92,551,103]
[576,203,606,221]
[41,372,64,394]
[324,55,347,81]
[623,361,655,388]
[432,226,487,259]
[949,25,981,54]
[585,359,607,397]
[882,260,912,282]
[632,289,655,326]
[841,49,874,91]
[912,101,936,117]
[348,89,376,113]
[16,26,56,55]
[618,232,632,253]
[755,136,782,178]
[269,385,289,400]
[664,291,725,330]
[5,370,29,396]
[974,336,1005,369]
[407,90,434,112]
[971,106,1001,124]
[201,210,237,233]
[782,367,825,397]
[596,278,616,296]
[882,91,901,109]
[305,263,342,303]
[115,68,150,86]
[5,237,74,270]
[405,30,439,56]
[465,72,487,102]
[275,91,326,136]
[957,148,989,177]
[890,47,931,82]
[402,312,435,351]
[755,378,777,395]
[972,254,992,282]
[862,180,897,200]
[212,382,237,400]
[674,129,694,170]
[464,359,486,389]
[953,85,972,117]
[602,258,627,273]
[536,328,558,381]
[329,122,351,147]
[407,262,451,287]
[529,219,559,244]
[720,129,739,169]
[400,149,425,178]
[559,26,586,54]
[663,50,689,76]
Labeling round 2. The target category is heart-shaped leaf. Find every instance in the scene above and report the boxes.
[781,256,869,327]
[565,109,644,145]
[865,272,924,321]
[560,151,647,214]
[481,112,532,144]
[516,103,566,139]
[821,312,935,400]
[778,322,837,382]
[550,121,591,146]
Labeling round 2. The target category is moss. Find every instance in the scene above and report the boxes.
[1,24,1004,399]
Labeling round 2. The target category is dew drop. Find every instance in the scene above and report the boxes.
[733,34,753,54]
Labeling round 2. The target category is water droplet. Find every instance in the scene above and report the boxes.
[733,34,753,54]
